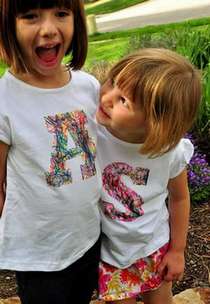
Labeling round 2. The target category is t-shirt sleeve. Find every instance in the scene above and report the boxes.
[169,138,194,179]
[0,109,11,145]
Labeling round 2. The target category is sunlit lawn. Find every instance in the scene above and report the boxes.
[86,38,129,69]
[85,0,147,16]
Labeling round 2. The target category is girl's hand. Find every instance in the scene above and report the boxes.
[157,250,185,282]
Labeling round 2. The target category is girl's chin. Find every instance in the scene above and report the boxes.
[32,63,62,78]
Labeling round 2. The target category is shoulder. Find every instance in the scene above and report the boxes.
[0,72,11,109]
[70,70,100,111]
[0,72,9,93]
[0,70,20,96]
[71,70,100,90]
[169,138,194,179]
[173,138,194,161]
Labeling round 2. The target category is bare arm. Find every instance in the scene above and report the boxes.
[0,142,9,216]
[168,169,190,253]
[158,169,190,281]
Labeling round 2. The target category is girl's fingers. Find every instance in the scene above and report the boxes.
[164,272,183,282]
[157,260,167,275]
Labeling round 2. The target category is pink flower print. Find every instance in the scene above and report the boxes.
[99,274,111,295]
[103,262,116,273]
[135,259,147,270]
[121,269,139,286]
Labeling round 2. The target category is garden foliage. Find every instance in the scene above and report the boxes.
[186,135,210,204]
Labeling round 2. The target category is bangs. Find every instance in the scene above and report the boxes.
[13,0,73,15]
[115,62,143,103]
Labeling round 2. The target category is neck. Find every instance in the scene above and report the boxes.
[10,65,71,89]
[106,127,146,144]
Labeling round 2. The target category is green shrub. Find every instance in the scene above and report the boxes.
[125,27,210,70]
[175,28,210,69]
[194,66,210,136]
[187,134,210,204]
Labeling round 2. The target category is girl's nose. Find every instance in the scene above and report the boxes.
[39,18,58,38]
[101,91,114,108]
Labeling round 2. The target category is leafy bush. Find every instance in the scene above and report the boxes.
[196,66,210,136]
[174,28,210,70]
[188,153,210,204]
[125,32,176,54]
[187,134,210,204]
[125,27,210,69]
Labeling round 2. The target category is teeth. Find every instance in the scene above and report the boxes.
[39,44,58,49]
[43,46,55,49]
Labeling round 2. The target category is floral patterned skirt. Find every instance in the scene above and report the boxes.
[99,243,169,301]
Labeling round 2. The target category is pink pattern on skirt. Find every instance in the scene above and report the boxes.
[99,243,169,301]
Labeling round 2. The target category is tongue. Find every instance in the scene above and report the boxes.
[37,47,57,62]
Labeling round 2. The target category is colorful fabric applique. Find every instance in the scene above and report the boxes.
[102,162,149,221]
[44,110,96,187]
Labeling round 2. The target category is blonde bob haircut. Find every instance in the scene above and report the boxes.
[108,48,201,157]
[0,0,87,73]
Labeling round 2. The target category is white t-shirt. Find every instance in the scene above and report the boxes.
[98,126,194,268]
[0,70,101,271]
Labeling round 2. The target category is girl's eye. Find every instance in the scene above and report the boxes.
[120,97,129,108]
[20,13,38,20]
[56,10,71,18]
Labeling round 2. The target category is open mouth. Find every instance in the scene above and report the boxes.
[35,44,60,65]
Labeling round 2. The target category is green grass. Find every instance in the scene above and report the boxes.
[85,0,147,16]
[89,17,210,42]
[86,38,129,69]
[86,17,210,67]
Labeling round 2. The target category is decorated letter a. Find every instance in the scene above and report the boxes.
[44,111,96,187]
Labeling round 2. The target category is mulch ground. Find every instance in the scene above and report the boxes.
[174,201,210,294]
[0,202,209,299]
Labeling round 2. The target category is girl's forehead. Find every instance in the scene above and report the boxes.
[103,78,132,99]
[14,0,73,13]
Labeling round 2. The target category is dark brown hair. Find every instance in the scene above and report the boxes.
[108,48,202,157]
[0,0,87,72]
